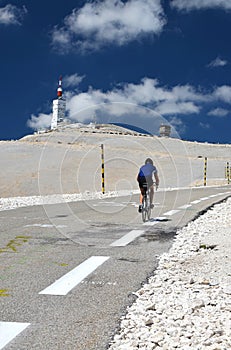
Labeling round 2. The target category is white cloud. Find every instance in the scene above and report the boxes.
[65,78,206,120]
[171,0,231,11]
[52,0,166,52]
[208,108,229,117]
[63,73,85,88]
[214,86,231,104]
[169,116,186,134]
[27,78,231,134]
[156,101,200,115]
[0,4,27,25]
[27,113,52,131]
[199,122,210,129]
[52,28,70,48]
[64,78,212,126]
[207,57,228,68]
[171,85,208,102]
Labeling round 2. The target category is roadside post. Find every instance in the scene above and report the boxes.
[204,157,207,186]
[101,144,105,194]
[198,156,207,186]
[227,162,230,185]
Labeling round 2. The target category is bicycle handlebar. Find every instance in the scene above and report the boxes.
[153,182,159,191]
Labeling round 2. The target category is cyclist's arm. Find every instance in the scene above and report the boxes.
[154,172,159,188]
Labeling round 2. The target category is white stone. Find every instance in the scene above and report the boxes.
[107,199,231,350]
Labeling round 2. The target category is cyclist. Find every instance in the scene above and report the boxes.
[137,158,159,213]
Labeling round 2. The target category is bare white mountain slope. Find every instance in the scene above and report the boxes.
[0,124,230,198]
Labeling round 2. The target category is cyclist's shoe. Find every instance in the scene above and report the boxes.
[138,205,143,213]
[150,204,154,209]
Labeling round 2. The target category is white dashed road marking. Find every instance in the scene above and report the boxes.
[164,209,180,216]
[143,220,159,226]
[0,322,30,350]
[110,230,144,247]
[24,224,67,228]
[39,256,110,296]
[93,202,125,207]
[178,204,192,209]
[191,199,201,204]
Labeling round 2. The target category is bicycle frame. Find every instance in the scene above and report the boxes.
[141,185,151,222]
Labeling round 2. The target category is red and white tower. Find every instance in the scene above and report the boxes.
[51,76,66,130]
[57,76,63,98]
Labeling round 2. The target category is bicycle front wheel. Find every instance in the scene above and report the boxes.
[147,205,151,220]
[142,197,147,222]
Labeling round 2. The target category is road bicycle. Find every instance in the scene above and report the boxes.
[140,182,158,222]
[141,183,152,222]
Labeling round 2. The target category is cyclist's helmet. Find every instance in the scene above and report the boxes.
[145,158,153,165]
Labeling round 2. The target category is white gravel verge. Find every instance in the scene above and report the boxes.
[0,190,140,211]
[108,198,231,350]
[0,186,221,212]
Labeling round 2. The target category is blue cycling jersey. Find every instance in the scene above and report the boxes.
[138,163,157,178]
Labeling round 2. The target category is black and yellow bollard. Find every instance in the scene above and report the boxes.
[204,157,207,186]
[227,162,230,185]
[101,144,105,194]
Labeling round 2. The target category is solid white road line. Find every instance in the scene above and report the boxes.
[0,322,30,350]
[110,230,144,247]
[39,256,110,296]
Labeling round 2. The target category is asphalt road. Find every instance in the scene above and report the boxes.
[0,186,230,350]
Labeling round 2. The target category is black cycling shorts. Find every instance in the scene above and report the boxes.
[138,176,153,189]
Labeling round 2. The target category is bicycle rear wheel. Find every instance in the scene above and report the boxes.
[146,195,151,221]
[142,208,147,222]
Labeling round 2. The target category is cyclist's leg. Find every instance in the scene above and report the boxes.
[149,184,154,208]
[138,186,145,213]
[140,187,145,203]
[149,185,154,203]
[138,191,143,212]
[138,178,146,212]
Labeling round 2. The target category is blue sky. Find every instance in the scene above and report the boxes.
[1,0,231,143]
